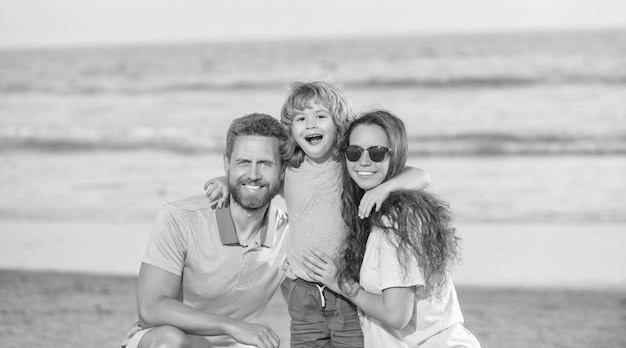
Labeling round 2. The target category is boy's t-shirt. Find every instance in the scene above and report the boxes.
[283,158,346,281]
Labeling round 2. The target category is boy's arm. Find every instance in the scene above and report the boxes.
[137,263,280,347]
[358,166,431,218]
[204,176,229,209]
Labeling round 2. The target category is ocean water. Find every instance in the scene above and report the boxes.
[0,29,625,224]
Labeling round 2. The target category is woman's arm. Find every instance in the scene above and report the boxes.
[348,286,415,330]
[302,249,415,330]
[358,166,430,218]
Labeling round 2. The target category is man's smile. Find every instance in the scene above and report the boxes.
[242,182,264,191]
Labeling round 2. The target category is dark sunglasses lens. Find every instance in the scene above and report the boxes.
[368,148,387,162]
[345,146,362,162]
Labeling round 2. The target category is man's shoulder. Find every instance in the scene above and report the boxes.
[270,202,288,222]
[268,196,287,218]
[160,196,286,223]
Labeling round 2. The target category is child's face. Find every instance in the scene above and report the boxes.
[345,124,391,191]
[291,99,337,163]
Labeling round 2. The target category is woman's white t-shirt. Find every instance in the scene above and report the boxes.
[359,227,469,347]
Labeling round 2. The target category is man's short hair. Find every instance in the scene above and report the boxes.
[225,113,289,163]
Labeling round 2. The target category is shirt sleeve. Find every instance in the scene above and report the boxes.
[142,204,188,276]
[377,229,425,291]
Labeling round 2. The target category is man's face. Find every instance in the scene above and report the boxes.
[224,135,283,211]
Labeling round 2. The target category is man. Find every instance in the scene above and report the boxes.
[122,113,289,348]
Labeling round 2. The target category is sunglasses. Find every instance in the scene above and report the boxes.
[345,145,391,163]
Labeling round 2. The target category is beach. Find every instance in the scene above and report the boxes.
[2,266,626,347]
[2,29,625,347]
[2,219,626,347]
[1,152,625,347]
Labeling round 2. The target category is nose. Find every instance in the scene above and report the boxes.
[359,149,371,166]
[305,118,317,129]
[248,164,260,180]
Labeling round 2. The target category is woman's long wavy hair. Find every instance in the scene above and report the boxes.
[337,110,461,298]
[280,79,353,168]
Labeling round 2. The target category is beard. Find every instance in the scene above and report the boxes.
[229,177,279,211]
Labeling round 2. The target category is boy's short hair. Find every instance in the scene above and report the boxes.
[280,79,354,167]
[225,113,289,163]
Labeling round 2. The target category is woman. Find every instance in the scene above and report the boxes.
[302,110,480,347]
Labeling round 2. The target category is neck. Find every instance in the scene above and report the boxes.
[229,199,269,246]
[306,153,334,165]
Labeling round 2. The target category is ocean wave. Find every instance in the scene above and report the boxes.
[0,137,212,154]
[2,29,624,95]
[1,75,625,95]
[3,130,625,156]
[0,127,223,154]
[353,75,626,89]
[406,133,626,156]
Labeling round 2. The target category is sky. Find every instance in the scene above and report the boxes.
[0,0,624,48]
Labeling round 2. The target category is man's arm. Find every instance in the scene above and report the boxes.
[358,166,431,218]
[137,263,280,347]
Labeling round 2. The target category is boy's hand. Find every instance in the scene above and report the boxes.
[204,176,229,209]
[358,182,391,219]
[359,166,431,218]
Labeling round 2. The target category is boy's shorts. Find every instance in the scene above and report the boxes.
[281,277,363,348]
[120,322,151,348]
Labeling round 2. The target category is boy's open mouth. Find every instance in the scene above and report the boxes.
[305,134,323,145]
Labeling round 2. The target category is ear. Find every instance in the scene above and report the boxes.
[279,164,285,181]
[223,153,229,176]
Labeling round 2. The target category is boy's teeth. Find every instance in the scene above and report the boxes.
[305,135,323,144]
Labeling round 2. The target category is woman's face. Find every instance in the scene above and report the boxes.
[346,124,391,191]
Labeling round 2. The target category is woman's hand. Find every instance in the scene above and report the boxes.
[204,176,229,209]
[302,249,341,293]
[302,249,359,297]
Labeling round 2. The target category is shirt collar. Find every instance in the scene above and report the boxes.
[215,205,275,248]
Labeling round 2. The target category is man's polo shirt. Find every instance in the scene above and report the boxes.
[142,195,289,331]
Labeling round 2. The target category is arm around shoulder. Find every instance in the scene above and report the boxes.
[358,166,431,218]
[204,175,229,209]
[391,165,431,191]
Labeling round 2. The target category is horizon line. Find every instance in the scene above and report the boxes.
[1,25,624,52]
